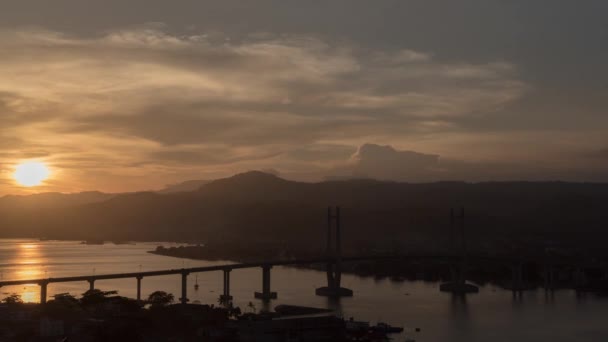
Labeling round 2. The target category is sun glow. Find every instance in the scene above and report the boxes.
[13,161,51,187]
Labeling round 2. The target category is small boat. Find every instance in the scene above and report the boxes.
[345,317,370,332]
[81,239,104,245]
[371,322,404,334]
[111,240,134,245]
[275,305,332,316]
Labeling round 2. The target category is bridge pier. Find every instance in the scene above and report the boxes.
[180,271,189,304]
[88,279,95,291]
[255,265,277,300]
[220,269,233,302]
[39,281,48,304]
[136,276,143,301]
[316,261,354,297]
[504,263,532,292]
[543,265,555,291]
[440,261,479,294]
[573,268,588,290]
[511,264,524,292]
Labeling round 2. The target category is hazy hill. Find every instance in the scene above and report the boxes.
[158,180,211,193]
[0,191,115,209]
[1,171,608,253]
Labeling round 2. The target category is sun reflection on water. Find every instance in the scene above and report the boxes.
[20,287,39,303]
[10,242,46,302]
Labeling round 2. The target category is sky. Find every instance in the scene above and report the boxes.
[1,0,607,194]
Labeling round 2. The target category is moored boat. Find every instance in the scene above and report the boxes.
[371,322,404,334]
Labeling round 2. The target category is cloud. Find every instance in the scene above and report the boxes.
[0,26,529,192]
[328,144,608,183]
[346,144,440,181]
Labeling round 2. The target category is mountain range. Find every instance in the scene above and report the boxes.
[1,171,607,254]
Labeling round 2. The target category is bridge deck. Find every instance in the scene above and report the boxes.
[0,253,599,288]
[0,255,455,287]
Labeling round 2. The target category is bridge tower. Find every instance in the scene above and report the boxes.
[316,206,353,297]
[440,208,479,294]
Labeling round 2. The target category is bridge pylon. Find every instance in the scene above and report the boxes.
[440,208,479,294]
[316,206,353,297]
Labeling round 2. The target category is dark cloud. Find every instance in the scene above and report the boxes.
[327,143,608,183]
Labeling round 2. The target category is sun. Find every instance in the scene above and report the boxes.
[13,161,51,187]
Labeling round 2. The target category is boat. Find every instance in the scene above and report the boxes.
[345,317,370,332]
[111,240,134,245]
[371,322,404,334]
[81,239,104,245]
[274,305,332,316]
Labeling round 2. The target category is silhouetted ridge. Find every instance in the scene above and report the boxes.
[203,171,287,187]
[0,191,114,209]
[2,174,608,248]
[195,171,302,201]
[158,179,211,193]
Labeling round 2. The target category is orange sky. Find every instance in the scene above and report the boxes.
[1,2,608,195]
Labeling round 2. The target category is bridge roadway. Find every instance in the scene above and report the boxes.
[0,254,455,287]
[0,254,458,304]
[0,254,603,304]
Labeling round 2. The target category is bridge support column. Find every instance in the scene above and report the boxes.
[543,265,555,291]
[88,279,95,291]
[573,268,588,290]
[136,276,143,302]
[512,264,523,292]
[255,265,277,300]
[505,263,531,292]
[40,281,48,304]
[220,269,233,302]
[180,271,189,305]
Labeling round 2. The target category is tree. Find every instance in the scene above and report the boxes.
[226,302,242,318]
[147,291,174,308]
[2,293,23,305]
[80,289,118,306]
[44,293,82,316]
[247,301,256,314]
[52,293,79,306]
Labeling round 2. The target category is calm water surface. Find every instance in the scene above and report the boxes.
[1,239,607,341]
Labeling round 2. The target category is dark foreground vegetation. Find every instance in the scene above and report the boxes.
[0,290,380,342]
[0,289,232,341]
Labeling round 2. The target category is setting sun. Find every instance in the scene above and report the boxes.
[13,162,50,187]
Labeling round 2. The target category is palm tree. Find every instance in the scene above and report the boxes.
[247,301,256,314]
[2,293,23,305]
